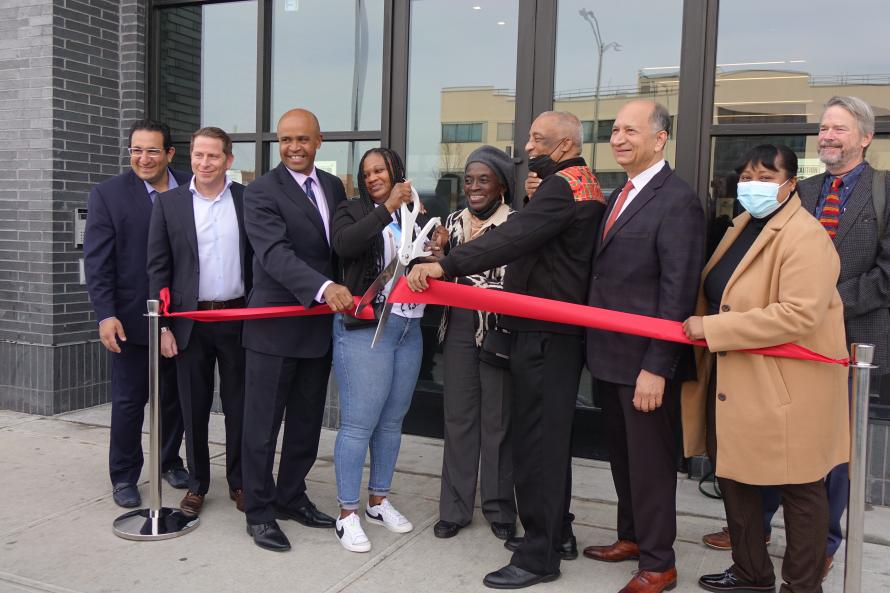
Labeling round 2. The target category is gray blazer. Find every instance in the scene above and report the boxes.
[798,162,890,373]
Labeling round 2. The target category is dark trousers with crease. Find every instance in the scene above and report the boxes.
[509,331,580,576]
[109,341,184,486]
[706,368,829,593]
[439,308,516,526]
[241,347,331,525]
[598,379,679,572]
[176,320,244,495]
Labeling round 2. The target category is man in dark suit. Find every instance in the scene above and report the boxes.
[83,119,188,508]
[408,111,607,589]
[147,126,252,518]
[241,108,354,551]
[583,100,706,593]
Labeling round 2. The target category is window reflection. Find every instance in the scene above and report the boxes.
[271,0,383,131]
[553,0,683,196]
[714,0,890,123]
[157,1,258,135]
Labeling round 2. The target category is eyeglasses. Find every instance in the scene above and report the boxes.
[127,147,166,158]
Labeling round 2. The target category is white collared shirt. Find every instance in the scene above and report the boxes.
[143,169,179,201]
[189,177,244,302]
[615,159,666,218]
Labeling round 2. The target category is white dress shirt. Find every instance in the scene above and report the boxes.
[190,177,244,301]
[143,169,179,202]
[615,159,666,218]
[286,166,333,303]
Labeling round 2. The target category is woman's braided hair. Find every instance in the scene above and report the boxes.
[356,147,407,296]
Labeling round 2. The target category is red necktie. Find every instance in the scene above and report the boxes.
[602,180,634,239]
[819,177,843,238]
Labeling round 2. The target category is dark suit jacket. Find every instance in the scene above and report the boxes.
[84,168,192,346]
[241,163,346,358]
[146,182,252,350]
[586,162,706,386]
[799,162,890,372]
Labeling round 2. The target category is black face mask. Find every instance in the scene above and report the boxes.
[527,138,569,179]
[469,195,503,220]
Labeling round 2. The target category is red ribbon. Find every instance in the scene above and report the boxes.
[388,278,849,366]
[157,287,375,322]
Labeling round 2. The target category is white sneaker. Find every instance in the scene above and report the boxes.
[335,512,371,553]
[365,499,414,533]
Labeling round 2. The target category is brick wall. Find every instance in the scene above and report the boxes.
[0,0,148,414]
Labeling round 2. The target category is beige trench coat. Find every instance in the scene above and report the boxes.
[681,196,850,485]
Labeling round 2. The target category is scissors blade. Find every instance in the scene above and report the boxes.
[370,262,405,348]
[355,256,398,316]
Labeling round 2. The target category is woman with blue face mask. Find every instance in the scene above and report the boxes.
[679,144,849,593]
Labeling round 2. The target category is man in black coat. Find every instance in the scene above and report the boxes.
[147,126,253,519]
[241,108,354,551]
[583,100,706,593]
[83,119,188,508]
[408,111,607,589]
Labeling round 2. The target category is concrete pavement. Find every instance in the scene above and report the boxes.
[1,406,888,593]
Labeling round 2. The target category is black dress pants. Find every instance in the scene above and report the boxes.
[509,331,582,576]
[598,379,679,572]
[242,347,331,525]
[176,320,245,495]
[109,341,184,486]
[440,309,516,526]
[719,478,828,593]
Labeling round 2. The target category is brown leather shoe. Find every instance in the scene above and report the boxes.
[180,491,204,517]
[823,555,833,581]
[229,488,244,512]
[618,568,677,593]
[702,526,770,550]
[582,539,640,562]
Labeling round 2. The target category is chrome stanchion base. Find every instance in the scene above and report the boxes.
[113,507,199,541]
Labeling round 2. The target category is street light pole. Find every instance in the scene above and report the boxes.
[578,9,620,169]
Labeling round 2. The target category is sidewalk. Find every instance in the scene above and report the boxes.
[1,406,888,593]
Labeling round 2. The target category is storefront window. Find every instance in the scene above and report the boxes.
[157,1,258,135]
[270,0,384,132]
[714,0,890,124]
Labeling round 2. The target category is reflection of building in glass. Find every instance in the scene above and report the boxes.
[438,69,890,195]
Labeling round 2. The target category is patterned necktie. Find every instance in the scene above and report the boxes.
[602,180,634,239]
[303,177,319,209]
[819,177,843,238]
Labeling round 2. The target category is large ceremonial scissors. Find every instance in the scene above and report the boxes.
[355,186,440,347]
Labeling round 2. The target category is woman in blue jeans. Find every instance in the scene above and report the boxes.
[329,148,424,553]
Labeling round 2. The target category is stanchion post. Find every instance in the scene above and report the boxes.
[844,343,876,593]
[112,300,199,540]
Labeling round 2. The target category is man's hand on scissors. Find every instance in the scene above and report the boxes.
[407,262,444,292]
[323,283,355,312]
[384,180,414,213]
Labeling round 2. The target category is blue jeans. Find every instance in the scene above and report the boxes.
[332,313,422,509]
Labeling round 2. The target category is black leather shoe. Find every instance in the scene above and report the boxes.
[162,467,189,489]
[490,522,516,540]
[483,564,559,589]
[504,535,577,560]
[434,520,463,539]
[276,501,336,528]
[112,483,140,508]
[698,568,775,592]
[246,520,291,552]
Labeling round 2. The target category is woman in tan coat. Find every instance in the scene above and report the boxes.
[681,144,849,593]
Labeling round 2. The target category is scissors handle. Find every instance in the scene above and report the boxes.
[398,187,423,256]
[408,216,441,261]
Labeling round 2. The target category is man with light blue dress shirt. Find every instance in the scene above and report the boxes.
[147,126,253,519]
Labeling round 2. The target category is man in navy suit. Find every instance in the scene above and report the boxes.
[241,108,354,551]
[583,100,706,593]
[83,119,188,508]
[147,126,252,518]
